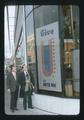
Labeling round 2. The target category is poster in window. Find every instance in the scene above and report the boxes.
[36,22,62,92]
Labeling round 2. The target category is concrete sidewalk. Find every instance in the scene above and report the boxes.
[5,90,57,115]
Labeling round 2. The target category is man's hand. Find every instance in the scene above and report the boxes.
[26,80,30,83]
[8,89,10,92]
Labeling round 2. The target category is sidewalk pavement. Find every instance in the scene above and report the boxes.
[5,90,57,115]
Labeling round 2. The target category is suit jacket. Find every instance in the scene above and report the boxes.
[18,71,32,91]
[28,69,35,86]
[18,71,27,91]
[7,72,19,92]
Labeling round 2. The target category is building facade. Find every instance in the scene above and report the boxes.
[13,5,80,115]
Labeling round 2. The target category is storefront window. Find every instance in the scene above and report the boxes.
[72,6,79,45]
[25,12,34,36]
[15,29,24,67]
[25,5,33,17]
[33,5,80,98]
[25,7,37,87]
[34,6,62,93]
[62,6,72,38]
[24,5,80,98]
[62,6,80,98]
[34,5,58,28]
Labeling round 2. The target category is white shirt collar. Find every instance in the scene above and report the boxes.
[12,72,16,80]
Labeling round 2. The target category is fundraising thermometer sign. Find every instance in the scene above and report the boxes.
[36,22,62,92]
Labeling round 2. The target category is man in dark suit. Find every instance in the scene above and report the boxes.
[18,64,34,110]
[7,64,19,112]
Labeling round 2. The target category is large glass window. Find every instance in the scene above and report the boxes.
[24,5,80,98]
[34,6,62,93]
[25,5,33,17]
[33,5,80,98]
[72,6,79,44]
[15,29,25,67]
[25,7,37,88]
[25,12,34,36]
[62,5,80,98]
[34,5,58,28]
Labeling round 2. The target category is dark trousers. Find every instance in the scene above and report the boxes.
[23,91,32,109]
[10,89,18,110]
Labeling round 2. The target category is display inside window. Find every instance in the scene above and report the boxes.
[62,6,80,97]
[62,6,72,38]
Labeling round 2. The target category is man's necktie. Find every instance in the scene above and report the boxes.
[26,72,29,79]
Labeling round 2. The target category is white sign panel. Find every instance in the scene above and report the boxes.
[36,22,62,92]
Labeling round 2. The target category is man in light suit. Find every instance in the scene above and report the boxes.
[18,64,34,110]
[7,64,19,112]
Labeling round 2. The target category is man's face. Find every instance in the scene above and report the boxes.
[8,67,11,72]
[12,66,16,72]
[23,64,27,71]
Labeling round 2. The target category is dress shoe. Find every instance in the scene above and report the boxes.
[28,107,34,109]
[11,109,15,112]
[10,107,12,110]
[24,108,27,110]
[14,108,19,111]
